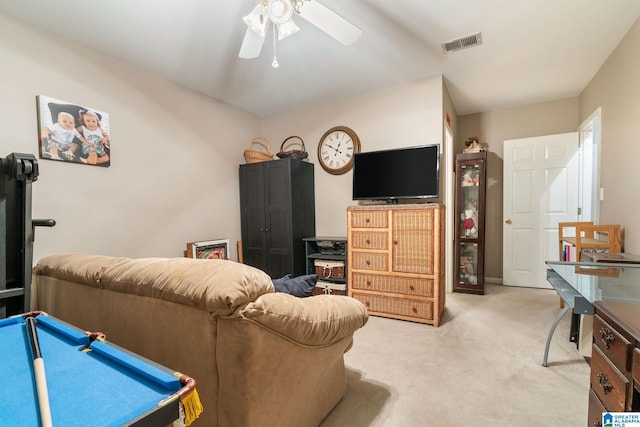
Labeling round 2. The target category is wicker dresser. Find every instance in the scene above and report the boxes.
[347,204,445,326]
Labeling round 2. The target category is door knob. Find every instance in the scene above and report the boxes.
[505,219,512,224]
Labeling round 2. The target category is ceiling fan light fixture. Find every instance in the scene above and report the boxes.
[277,19,300,40]
[239,0,361,68]
[243,4,269,37]
[268,0,294,24]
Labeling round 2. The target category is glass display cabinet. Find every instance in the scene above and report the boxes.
[453,151,487,294]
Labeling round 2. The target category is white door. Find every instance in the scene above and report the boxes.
[503,133,579,288]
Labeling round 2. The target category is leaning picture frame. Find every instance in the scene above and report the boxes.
[189,239,229,260]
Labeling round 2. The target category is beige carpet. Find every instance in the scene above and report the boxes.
[321,284,590,426]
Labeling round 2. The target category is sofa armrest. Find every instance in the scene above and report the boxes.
[238,293,368,346]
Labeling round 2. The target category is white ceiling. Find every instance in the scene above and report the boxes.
[1,0,639,117]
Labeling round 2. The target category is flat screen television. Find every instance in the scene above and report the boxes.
[352,144,440,201]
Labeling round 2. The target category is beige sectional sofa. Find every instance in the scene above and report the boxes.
[32,253,368,427]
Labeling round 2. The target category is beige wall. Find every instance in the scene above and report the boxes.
[1,14,259,262]
[4,10,637,281]
[1,14,447,264]
[456,17,640,279]
[260,77,445,237]
[457,98,580,278]
[579,18,640,253]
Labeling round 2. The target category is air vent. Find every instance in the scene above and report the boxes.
[442,32,483,54]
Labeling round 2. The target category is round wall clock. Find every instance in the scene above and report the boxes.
[317,126,361,175]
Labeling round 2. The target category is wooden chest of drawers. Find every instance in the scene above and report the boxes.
[588,301,640,426]
[347,204,445,326]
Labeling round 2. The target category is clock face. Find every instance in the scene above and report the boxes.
[318,126,361,175]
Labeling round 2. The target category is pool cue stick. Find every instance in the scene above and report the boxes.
[26,316,53,427]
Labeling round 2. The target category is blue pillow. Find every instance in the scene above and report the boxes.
[272,274,318,298]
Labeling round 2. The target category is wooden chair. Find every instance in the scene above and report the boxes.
[558,222,592,262]
[558,222,621,261]
[557,222,622,307]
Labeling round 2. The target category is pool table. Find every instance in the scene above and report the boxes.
[0,312,200,426]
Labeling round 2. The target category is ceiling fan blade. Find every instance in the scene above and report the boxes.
[239,28,266,59]
[297,1,362,45]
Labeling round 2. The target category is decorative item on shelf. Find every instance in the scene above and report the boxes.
[463,136,487,153]
[461,200,479,238]
[244,137,274,163]
[185,239,230,260]
[276,135,308,160]
[316,240,345,255]
[461,166,479,187]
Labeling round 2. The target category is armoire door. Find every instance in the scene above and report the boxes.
[239,162,268,272]
[264,160,294,278]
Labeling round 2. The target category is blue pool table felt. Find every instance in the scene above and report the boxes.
[0,314,182,426]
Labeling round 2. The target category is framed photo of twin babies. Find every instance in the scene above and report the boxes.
[36,95,111,167]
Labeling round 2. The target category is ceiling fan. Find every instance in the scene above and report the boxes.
[239,0,362,67]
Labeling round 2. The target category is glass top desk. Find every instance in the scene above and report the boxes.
[543,261,640,367]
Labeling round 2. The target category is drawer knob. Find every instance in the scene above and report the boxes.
[393,240,398,245]
[597,372,612,394]
[366,239,371,245]
[599,327,615,349]
[366,260,371,266]
[409,285,415,291]
[365,301,370,307]
[366,280,371,286]
[365,218,370,223]
[412,307,417,314]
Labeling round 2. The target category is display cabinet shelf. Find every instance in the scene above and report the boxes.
[303,237,347,285]
[453,151,487,295]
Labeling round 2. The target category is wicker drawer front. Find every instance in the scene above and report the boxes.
[351,273,433,297]
[351,231,388,250]
[351,292,433,321]
[594,315,630,372]
[351,252,388,271]
[590,344,629,412]
[350,210,388,228]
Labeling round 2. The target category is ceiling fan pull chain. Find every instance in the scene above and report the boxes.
[272,27,279,68]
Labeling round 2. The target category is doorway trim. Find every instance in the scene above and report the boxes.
[444,124,454,293]
[577,107,602,223]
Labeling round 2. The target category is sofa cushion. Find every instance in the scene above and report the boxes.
[33,253,130,288]
[239,293,368,346]
[100,257,274,316]
[35,254,274,316]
